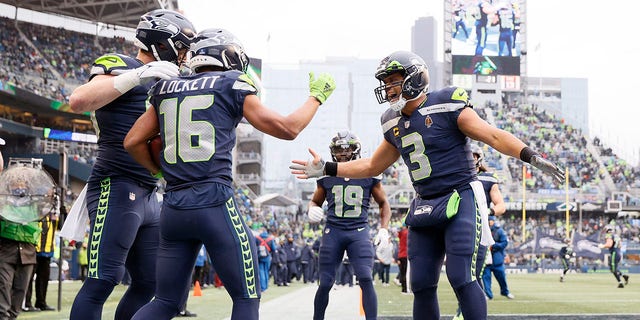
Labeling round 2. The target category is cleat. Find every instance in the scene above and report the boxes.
[623,275,629,285]
[618,283,624,288]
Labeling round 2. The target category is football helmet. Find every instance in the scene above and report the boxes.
[188,28,250,73]
[329,130,361,162]
[470,144,484,167]
[134,9,197,64]
[374,51,429,111]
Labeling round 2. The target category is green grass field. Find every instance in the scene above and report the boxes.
[16,273,640,319]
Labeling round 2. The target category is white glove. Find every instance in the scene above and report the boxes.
[113,61,179,93]
[564,254,570,260]
[289,158,326,179]
[308,206,325,223]
[373,228,389,246]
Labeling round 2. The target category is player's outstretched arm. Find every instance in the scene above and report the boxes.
[458,107,565,182]
[290,141,400,179]
[243,72,336,140]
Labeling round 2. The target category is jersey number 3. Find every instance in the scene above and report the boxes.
[402,132,432,181]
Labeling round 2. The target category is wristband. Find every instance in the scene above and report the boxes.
[489,208,495,216]
[152,171,164,179]
[519,146,537,164]
[325,161,338,176]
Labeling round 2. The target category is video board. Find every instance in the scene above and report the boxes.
[450,0,524,75]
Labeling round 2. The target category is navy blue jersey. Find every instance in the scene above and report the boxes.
[148,71,257,208]
[381,86,476,198]
[477,171,499,208]
[317,176,380,230]
[88,54,158,186]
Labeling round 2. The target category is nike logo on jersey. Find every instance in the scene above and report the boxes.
[357,227,365,232]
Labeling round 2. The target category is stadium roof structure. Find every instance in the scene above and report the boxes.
[0,0,180,28]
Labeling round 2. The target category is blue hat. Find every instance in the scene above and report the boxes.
[488,215,496,222]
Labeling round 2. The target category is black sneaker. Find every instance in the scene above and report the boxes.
[22,306,40,312]
[623,275,629,285]
[618,283,624,288]
[36,305,55,311]
[177,310,197,317]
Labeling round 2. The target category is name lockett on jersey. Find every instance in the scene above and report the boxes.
[157,75,220,95]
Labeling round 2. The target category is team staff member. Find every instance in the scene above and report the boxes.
[24,211,59,312]
[124,28,335,320]
[68,9,196,320]
[482,216,513,300]
[291,50,564,320]
[0,165,41,320]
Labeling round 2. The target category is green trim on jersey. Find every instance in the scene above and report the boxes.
[94,54,128,70]
[451,87,469,103]
[225,197,258,298]
[88,177,111,279]
[471,204,482,279]
[238,73,256,88]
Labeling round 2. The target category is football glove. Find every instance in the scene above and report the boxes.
[564,254,570,260]
[114,61,179,93]
[530,155,565,183]
[373,228,390,246]
[308,72,336,104]
[290,157,326,179]
[307,206,325,223]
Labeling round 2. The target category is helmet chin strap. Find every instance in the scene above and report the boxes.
[389,96,407,112]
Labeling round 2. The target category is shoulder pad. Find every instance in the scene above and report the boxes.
[380,109,400,135]
[435,86,470,104]
[91,54,139,76]
[232,72,258,93]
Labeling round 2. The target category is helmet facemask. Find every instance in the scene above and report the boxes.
[374,51,429,112]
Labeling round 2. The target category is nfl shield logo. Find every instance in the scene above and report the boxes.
[404,121,410,128]
[129,192,136,201]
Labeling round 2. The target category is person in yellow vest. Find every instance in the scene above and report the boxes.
[0,170,42,319]
[78,241,89,282]
[24,210,60,312]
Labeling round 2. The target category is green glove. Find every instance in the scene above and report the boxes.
[152,170,164,179]
[308,72,336,104]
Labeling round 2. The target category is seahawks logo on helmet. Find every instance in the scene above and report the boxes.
[373,51,430,112]
[329,130,361,162]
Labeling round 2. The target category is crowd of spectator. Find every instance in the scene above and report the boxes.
[0,16,137,103]
[492,103,604,192]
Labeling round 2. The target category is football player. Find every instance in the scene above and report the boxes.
[123,28,335,319]
[307,131,391,320]
[559,238,576,282]
[68,9,196,320]
[599,226,630,288]
[291,50,564,320]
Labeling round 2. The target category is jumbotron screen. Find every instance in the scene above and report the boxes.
[449,0,524,75]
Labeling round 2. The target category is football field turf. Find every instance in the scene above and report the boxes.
[17,273,640,319]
